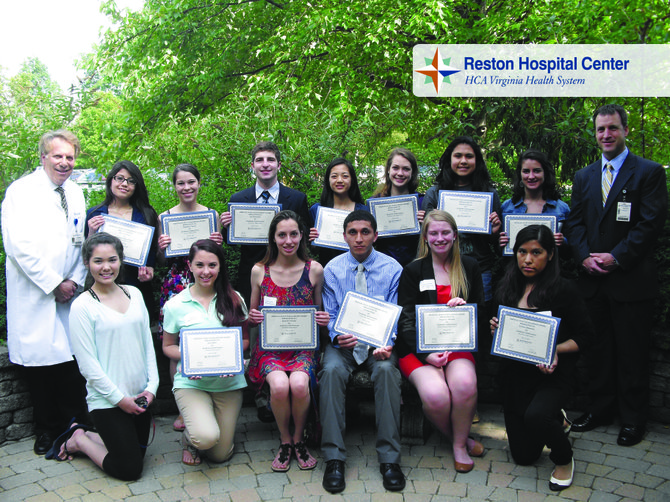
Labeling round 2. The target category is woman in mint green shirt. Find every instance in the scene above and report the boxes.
[163,239,249,466]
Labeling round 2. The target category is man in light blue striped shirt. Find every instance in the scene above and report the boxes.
[319,210,405,493]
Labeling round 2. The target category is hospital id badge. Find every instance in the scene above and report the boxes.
[616,202,632,222]
[72,213,85,245]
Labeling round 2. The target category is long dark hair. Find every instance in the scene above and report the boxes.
[434,136,493,192]
[495,225,560,309]
[97,160,158,227]
[511,150,561,203]
[373,148,419,197]
[189,239,246,326]
[82,232,124,289]
[319,157,365,207]
[260,210,310,265]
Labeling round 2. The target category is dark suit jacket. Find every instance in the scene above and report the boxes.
[227,183,310,303]
[564,152,667,300]
[396,254,485,361]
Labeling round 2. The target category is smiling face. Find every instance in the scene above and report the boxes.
[516,239,553,280]
[388,155,413,192]
[42,138,76,186]
[174,170,200,204]
[595,112,628,160]
[252,149,280,187]
[343,219,377,262]
[425,220,456,258]
[450,143,476,181]
[329,164,352,196]
[274,218,302,258]
[189,250,220,289]
[520,159,545,193]
[87,244,121,286]
[111,168,137,202]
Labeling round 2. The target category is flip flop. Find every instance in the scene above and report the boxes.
[45,422,92,460]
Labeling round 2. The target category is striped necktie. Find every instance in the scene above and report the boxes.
[353,263,369,365]
[260,191,271,203]
[601,163,614,206]
[55,186,68,219]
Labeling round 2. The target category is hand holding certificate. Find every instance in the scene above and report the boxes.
[313,207,350,250]
[367,195,420,237]
[259,306,319,351]
[438,190,493,234]
[100,215,154,266]
[162,210,217,257]
[227,203,281,244]
[502,215,557,256]
[491,306,560,366]
[180,327,244,377]
[416,304,478,352]
[333,291,402,348]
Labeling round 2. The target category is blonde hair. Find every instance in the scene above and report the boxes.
[417,210,469,300]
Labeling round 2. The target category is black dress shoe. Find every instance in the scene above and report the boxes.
[570,412,613,432]
[322,459,346,493]
[380,463,405,491]
[257,405,274,423]
[34,432,54,455]
[617,424,645,446]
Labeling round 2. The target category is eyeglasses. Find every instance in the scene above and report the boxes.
[112,175,137,186]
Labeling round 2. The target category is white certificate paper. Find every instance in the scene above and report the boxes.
[367,194,421,237]
[333,291,402,348]
[100,215,154,267]
[162,210,217,257]
[438,190,493,234]
[491,306,560,366]
[180,327,244,377]
[227,203,281,244]
[313,206,350,250]
[416,304,477,352]
[259,306,319,351]
[503,215,557,256]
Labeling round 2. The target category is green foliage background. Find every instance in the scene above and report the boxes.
[1,0,670,341]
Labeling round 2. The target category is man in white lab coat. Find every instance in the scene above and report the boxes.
[2,130,88,454]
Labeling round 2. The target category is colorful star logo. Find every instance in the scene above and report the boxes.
[415,48,461,93]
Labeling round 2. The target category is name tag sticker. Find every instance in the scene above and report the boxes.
[183,312,204,326]
[263,296,277,306]
[420,279,436,292]
[617,202,632,222]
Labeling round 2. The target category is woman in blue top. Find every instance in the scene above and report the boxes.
[162,239,249,466]
[499,150,570,249]
[85,160,159,315]
[308,157,367,266]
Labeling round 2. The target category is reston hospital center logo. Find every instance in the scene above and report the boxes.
[414,47,461,93]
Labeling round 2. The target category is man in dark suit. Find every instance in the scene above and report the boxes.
[564,104,667,446]
[221,141,310,306]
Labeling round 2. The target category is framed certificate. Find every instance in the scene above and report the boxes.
[333,291,402,349]
[100,215,154,267]
[367,194,421,237]
[259,306,319,351]
[416,304,478,353]
[438,190,493,234]
[162,210,217,257]
[227,203,281,244]
[503,215,557,256]
[180,327,244,377]
[313,206,350,250]
[491,306,560,366]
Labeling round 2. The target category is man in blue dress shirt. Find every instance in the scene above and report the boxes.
[319,210,405,493]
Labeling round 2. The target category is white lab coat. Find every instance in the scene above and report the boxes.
[2,168,87,366]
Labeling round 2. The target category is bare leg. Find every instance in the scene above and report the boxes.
[58,427,108,469]
[408,365,453,437]
[266,371,292,444]
[445,359,478,465]
[170,359,184,430]
[289,371,311,443]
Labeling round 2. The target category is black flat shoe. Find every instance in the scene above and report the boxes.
[570,412,613,432]
[549,458,574,491]
[322,459,345,493]
[617,424,645,446]
[380,462,405,491]
[34,432,54,455]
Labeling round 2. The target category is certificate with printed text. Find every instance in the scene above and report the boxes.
[227,203,281,244]
[100,215,154,267]
[416,304,478,352]
[333,291,402,349]
[491,306,560,366]
[259,306,319,351]
[180,327,244,377]
[162,210,217,257]
[503,215,557,256]
[368,194,421,237]
[438,190,493,234]
[313,207,350,250]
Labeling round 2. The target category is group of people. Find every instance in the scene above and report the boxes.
[2,103,665,493]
